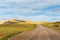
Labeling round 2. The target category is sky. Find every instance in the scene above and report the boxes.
[0,0,60,22]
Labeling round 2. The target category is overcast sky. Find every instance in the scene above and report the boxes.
[0,0,60,22]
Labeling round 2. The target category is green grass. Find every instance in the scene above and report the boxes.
[0,24,36,40]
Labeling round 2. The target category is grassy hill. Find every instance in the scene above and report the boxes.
[3,19,33,24]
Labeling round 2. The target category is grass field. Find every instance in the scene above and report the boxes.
[0,24,36,40]
[42,22,60,30]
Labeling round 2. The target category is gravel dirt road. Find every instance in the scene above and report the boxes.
[8,24,60,40]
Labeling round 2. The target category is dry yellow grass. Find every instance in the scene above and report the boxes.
[0,24,36,40]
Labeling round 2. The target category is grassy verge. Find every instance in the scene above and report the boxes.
[42,22,60,30]
[0,24,36,40]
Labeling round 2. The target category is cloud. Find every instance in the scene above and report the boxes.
[0,0,60,21]
[27,15,60,22]
[0,14,25,20]
[27,15,51,21]
[0,0,60,9]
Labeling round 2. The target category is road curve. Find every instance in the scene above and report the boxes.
[8,24,60,40]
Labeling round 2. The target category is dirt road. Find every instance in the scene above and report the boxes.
[8,24,60,40]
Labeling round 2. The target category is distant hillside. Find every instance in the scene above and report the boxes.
[2,19,32,24]
[4,19,25,24]
[1,19,60,25]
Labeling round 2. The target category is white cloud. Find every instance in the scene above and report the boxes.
[27,15,51,21]
[44,11,60,14]
[27,15,60,22]
[0,0,60,21]
[0,0,60,9]
[50,16,60,21]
